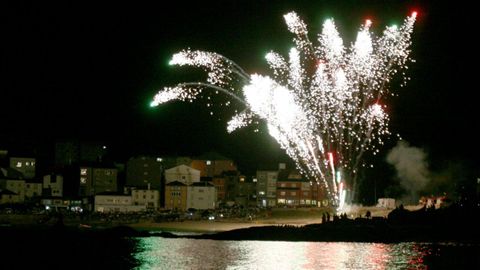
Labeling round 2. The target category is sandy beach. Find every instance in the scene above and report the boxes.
[128,218,321,233]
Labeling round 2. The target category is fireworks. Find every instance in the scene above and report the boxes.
[151,11,417,207]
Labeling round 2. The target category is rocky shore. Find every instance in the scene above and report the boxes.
[155,204,480,243]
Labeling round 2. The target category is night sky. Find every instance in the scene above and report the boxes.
[2,1,476,177]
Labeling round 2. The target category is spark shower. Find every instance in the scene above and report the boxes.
[151,11,417,208]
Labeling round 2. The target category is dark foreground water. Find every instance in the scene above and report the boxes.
[1,229,479,269]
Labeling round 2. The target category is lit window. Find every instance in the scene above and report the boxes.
[206,160,211,165]
[80,168,87,175]
[16,162,22,168]
[26,162,30,166]
[240,177,245,182]
[156,157,163,162]
[253,178,257,182]
[280,191,286,196]
[80,177,87,184]
[259,191,265,196]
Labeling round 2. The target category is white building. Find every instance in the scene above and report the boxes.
[187,182,216,210]
[43,174,64,197]
[165,165,200,185]
[94,195,145,213]
[9,157,36,179]
[132,189,159,209]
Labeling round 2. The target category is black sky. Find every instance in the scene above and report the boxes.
[2,0,476,174]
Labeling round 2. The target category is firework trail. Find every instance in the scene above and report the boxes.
[151,11,417,207]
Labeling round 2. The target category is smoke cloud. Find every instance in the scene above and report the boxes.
[386,141,430,203]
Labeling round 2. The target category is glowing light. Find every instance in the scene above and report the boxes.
[150,11,416,206]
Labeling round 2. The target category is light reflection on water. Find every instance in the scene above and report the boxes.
[133,237,476,270]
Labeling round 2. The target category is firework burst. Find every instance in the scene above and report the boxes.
[151,11,417,207]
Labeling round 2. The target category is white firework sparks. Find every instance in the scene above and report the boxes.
[151,11,417,206]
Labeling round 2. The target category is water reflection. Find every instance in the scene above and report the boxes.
[134,238,478,269]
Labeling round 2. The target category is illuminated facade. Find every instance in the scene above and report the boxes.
[94,194,145,213]
[165,165,200,185]
[187,182,216,210]
[132,189,160,209]
[165,181,188,211]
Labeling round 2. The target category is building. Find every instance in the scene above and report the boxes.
[55,141,108,166]
[4,179,25,202]
[277,170,326,207]
[190,152,237,177]
[132,189,159,210]
[126,156,163,190]
[0,189,22,204]
[256,170,278,207]
[164,181,188,211]
[187,182,216,210]
[234,176,256,207]
[79,166,118,196]
[165,165,200,185]
[9,157,35,179]
[94,194,145,213]
[43,174,64,197]
[24,182,42,198]
[211,176,226,203]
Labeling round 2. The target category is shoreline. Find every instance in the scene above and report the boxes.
[128,219,317,233]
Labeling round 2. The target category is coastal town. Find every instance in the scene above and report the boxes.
[1,140,459,232]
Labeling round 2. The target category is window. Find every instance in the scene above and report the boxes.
[16,162,22,168]
[291,192,296,196]
[80,169,87,175]
[206,160,211,165]
[280,191,286,196]
[280,183,286,187]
